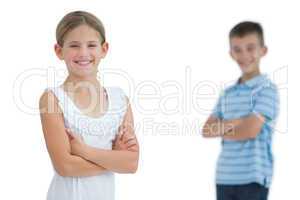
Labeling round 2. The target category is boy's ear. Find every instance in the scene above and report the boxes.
[261,46,268,57]
[100,42,109,58]
[229,50,234,60]
[54,44,64,60]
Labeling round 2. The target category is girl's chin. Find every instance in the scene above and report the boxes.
[73,63,93,69]
[69,66,96,75]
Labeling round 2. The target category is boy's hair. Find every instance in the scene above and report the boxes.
[56,11,106,46]
[229,21,265,46]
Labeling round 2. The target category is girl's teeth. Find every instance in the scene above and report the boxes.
[77,61,91,65]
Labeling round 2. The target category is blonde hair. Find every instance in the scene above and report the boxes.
[56,11,106,46]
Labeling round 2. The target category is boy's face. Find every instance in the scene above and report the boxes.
[55,24,108,78]
[230,33,267,75]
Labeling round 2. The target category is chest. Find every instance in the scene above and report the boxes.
[221,89,258,120]
[64,113,122,149]
[71,90,109,118]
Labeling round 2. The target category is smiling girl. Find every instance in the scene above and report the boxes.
[39,11,139,200]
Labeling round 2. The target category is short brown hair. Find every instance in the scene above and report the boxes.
[56,11,106,46]
[229,21,264,46]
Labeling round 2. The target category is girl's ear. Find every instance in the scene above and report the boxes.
[100,42,109,58]
[54,44,64,60]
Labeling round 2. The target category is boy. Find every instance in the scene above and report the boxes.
[202,21,279,200]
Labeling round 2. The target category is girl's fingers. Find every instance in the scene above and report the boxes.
[65,129,74,140]
[118,125,128,140]
[65,128,82,141]
[122,132,136,143]
[118,125,126,133]
[127,144,139,151]
[125,138,137,147]
[66,128,73,135]
[67,133,74,140]
[124,137,136,145]
[114,134,122,144]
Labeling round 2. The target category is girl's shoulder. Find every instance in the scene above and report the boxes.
[39,87,63,114]
[106,87,128,114]
[107,86,127,100]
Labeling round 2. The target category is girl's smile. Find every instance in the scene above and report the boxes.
[55,24,108,78]
[73,58,94,69]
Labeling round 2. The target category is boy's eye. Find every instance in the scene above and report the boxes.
[233,48,241,53]
[246,44,256,52]
[248,46,255,51]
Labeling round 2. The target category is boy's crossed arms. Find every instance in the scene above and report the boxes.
[202,113,265,141]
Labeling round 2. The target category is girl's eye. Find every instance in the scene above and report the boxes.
[69,45,79,48]
[88,44,98,48]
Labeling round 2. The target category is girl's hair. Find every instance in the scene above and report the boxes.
[56,10,106,46]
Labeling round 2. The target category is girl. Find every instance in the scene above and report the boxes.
[39,11,139,200]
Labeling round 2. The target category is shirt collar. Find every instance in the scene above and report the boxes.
[236,74,268,88]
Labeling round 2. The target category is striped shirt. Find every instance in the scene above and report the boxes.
[212,74,279,187]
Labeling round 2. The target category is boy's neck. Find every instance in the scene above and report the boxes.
[240,68,261,83]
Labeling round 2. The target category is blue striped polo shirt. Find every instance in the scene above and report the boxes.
[212,74,279,187]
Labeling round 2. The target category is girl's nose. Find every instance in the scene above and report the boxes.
[78,46,89,56]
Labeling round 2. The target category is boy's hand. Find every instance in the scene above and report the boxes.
[65,128,88,157]
[113,125,138,152]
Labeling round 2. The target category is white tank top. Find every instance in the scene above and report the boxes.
[46,86,127,200]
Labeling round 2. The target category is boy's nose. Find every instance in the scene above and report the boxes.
[239,51,251,60]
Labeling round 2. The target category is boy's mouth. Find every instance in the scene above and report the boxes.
[238,59,254,68]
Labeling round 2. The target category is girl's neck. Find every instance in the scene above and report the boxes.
[63,75,102,93]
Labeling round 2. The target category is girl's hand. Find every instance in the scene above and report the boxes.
[113,125,138,152]
[65,129,88,157]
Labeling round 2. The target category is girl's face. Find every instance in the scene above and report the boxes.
[55,24,108,79]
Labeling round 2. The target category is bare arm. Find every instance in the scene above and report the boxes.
[82,146,139,173]
[223,114,265,141]
[202,115,242,138]
[202,114,265,141]
[39,91,107,177]
[68,101,139,173]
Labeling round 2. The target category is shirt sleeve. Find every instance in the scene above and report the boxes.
[211,95,223,119]
[251,85,279,121]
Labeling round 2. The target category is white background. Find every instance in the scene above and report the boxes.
[0,0,298,199]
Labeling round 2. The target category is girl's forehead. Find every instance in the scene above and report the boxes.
[64,24,101,43]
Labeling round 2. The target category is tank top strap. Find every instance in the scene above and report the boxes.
[46,86,128,123]
[45,86,74,115]
[106,87,128,122]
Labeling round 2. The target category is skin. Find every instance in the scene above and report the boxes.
[66,103,139,173]
[202,33,267,141]
[39,24,139,177]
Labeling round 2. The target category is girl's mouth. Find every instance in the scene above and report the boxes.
[74,60,93,67]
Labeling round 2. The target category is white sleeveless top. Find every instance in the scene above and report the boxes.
[46,86,128,200]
